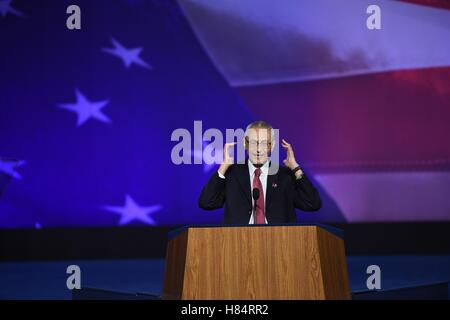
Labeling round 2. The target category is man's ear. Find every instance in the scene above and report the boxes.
[243,136,248,151]
[268,139,275,156]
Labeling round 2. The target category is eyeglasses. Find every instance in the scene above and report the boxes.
[246,139,271,148]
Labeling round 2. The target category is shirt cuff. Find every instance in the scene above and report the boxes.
[217,171,226,179]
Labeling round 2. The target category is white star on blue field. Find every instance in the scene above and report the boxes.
[103,38,152,70]
[103,194,162,226]
[0,158,26,179]
[0,0,24,18]
[57,89,111,127]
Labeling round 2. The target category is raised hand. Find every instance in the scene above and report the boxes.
[218,142,236,176]
[281,139,299,170]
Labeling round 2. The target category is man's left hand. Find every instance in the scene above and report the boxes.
[282,139,303,178]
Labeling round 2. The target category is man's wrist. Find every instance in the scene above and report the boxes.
[290,162,299,170]
[291,165,304,179]
[218,163,231,176]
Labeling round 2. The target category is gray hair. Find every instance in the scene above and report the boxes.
[245,121,275,141]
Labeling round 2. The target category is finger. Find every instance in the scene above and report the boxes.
[223,143,235,159]
[282,141,292,151]
[225,142,237,147]
[225,142,236,151]
[283,140,293,149]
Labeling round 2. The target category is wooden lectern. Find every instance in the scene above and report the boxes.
[162,225,351,300]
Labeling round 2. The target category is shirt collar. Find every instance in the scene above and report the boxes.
[248,159,270,176]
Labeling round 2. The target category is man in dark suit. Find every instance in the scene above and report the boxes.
[198,121,322,224]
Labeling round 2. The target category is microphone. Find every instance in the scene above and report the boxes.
[251,188,260,217]
[252,188,260,201]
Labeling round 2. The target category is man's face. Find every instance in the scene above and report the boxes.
[245,128,273,166]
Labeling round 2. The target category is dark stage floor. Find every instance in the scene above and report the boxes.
[1,255,449,299]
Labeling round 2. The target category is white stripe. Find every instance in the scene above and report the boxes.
[179,0,450,85]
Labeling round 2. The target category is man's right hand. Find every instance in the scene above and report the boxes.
[218,142,236,176]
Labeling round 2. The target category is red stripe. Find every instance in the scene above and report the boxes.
[398,0,450,10]
[236,67,450,173]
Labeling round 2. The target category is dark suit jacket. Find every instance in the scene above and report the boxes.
[198,161,322,224]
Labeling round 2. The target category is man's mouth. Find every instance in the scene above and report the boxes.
[253,154,266,162]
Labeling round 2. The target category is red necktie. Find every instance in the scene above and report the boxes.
[253,168,265,224]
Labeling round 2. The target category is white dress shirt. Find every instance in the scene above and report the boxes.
[218,160,269,224]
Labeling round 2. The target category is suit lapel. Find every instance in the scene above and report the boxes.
[265,163,279,212]
[236,162,252,205]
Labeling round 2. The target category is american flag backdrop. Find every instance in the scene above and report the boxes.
[1,0,450,228]
[180,0,450,222]
[0,0,254,228]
